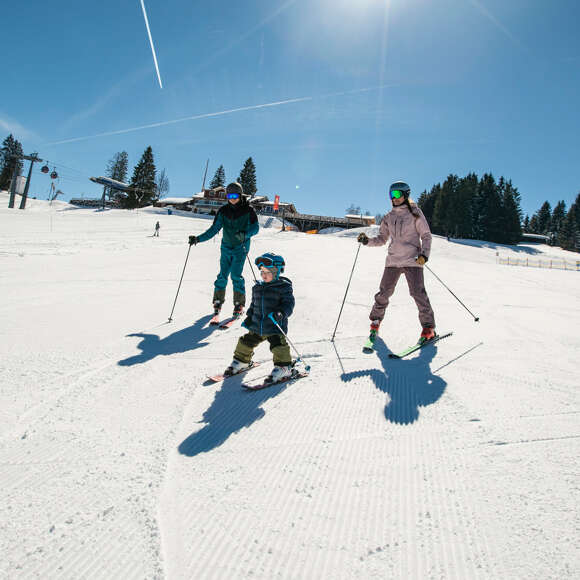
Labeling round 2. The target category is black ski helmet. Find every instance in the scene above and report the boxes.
[389,181,411,201]
[226,182,244,196]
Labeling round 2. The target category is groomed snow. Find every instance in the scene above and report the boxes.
[0,193,578,579]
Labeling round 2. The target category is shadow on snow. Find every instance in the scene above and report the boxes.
[178,373,287,457]
[341,336,447,425]
[118,315,215,366]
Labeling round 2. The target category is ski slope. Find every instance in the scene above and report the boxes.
[1,194,578,579]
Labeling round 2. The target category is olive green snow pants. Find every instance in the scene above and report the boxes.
[234,331,292,366]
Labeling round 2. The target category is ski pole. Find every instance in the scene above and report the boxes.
[425,264,480,322]
[268,313,311,371]
[331,242,362,342]
[168,245,192,322]
[246,253,258,283]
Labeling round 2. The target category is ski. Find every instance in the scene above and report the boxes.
[206,362,261,383]
[219,314,243,330]
[242,368,309,391]
[388,332,453,359]
[209,313,221,326]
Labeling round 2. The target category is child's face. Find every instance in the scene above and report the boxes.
[260,267,274,283]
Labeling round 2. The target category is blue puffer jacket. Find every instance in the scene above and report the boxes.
[243,277,295,335]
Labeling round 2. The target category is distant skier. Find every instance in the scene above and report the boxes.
[357,181,435,347]
[154,221,160,237]
[224,253,295,384]
[188,182,259,316]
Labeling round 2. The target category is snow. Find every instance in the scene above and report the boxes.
[1,192,578,579]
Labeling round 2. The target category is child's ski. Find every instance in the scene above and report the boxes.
[206,362,261,383]
[209,314,221,326]
[388,332,453,359]
[242,368,309,391]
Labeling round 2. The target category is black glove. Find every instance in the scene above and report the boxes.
[270,311,284,323]
[189,235,198,246]
[241,317,251,329]
[357,233,369,245]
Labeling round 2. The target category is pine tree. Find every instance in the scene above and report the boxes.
[522,215,530,232]
[209,165,226,189]
[557,205,578,251]
[501,179,523,245]
[0,134,24,191]
[536,201,552,234]
[472,173,502,241]
[124,146,157,209]
[238,157,257,197]
[433,174,458,236]
[105,151,129,201]
[417,187,439,227]
[550,201,567,237]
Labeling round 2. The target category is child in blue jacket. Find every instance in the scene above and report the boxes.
[225,252,294,384]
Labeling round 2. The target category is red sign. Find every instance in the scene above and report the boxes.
[273,195,280,211]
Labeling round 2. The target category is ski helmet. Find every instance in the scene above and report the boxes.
[389,181,411,201]
[226,182,244,199]
[255,252,285,279]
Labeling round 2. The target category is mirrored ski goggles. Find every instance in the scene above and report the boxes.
[227,192,240,200]
[390,189,406,200]
[255,256,276,268]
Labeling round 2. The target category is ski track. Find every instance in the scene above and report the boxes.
[158,345,508,579]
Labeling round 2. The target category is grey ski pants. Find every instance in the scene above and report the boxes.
[369,267,435,328]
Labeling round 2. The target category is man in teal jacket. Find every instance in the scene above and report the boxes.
[189,182,259,316]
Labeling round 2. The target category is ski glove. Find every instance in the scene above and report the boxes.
[269,311,284,323]
[189,235,198,246]
[241,317,251,329]
[357,233,369,245]
[415,255,427,266]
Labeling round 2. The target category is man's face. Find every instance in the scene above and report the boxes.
[227,193,240,205]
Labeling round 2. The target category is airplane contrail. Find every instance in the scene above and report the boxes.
[46,96,313,145]
[469,0,528,53]
[140,0,163,88]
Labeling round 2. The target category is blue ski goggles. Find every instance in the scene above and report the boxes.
[227,192,240,200]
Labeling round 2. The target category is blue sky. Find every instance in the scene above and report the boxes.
[2,0,579,218]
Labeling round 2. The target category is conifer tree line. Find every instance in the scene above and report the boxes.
[418,173,579,252]
[0,134,24,191]
[208,157,257,197]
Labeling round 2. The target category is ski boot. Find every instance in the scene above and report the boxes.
[363,320,380,353]
[233,302,245,318]
[419,326,436,343]
[210,301,223,325]
[224,359,250,377]
[264,365,293,385]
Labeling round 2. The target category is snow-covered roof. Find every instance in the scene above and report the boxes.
[345,214,374,219]
[258,200,293,206]
[158,197,194,204]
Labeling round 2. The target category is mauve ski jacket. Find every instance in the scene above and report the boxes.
[367,203,432,268]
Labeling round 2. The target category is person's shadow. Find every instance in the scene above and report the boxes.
[118,315,217,366]
[178,372,287,456]
[341,336,447,424]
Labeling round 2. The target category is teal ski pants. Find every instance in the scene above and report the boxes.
[214,244,247,295]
